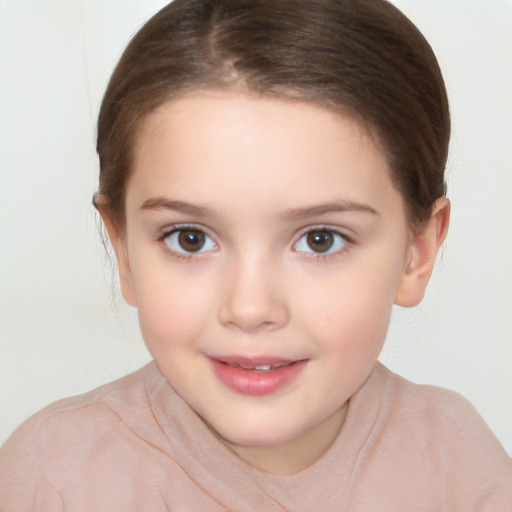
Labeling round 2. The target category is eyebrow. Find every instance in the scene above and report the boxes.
[140,197,218,218]
[280,201,379,221]
[140,197,379,220]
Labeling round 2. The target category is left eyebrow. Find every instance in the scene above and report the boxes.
[281,201,379,221]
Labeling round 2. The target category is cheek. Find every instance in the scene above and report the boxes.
[131,267,214,351]
[298,253,404,351]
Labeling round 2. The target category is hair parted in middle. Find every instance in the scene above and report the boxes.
[96,0,450,230]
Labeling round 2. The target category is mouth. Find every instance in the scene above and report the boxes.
[208,356,308,396]
[215,356,298,372]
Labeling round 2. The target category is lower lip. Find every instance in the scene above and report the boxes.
[209,359,307,396]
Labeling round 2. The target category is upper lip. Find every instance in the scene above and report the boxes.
[210,355,302,367]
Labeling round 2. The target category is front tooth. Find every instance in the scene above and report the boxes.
[254,364,273,371]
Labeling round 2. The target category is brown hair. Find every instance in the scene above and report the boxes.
[96,0,449,229]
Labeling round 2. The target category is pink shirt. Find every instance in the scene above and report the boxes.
[1,362,511,511]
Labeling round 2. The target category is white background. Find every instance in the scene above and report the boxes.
[1,0,511,453]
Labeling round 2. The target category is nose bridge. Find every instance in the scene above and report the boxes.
[218,250,288,332]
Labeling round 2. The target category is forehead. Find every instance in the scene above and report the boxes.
[127,92,402,218]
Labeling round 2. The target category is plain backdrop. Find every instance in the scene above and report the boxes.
[1,0,511,454]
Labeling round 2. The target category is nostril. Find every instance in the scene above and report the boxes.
[217,267,290,331]
[218,303,289,333]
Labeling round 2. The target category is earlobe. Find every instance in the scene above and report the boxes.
[394,197,450,307]
[94,195,137,307]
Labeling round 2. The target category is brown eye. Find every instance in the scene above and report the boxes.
[295,228,347,255]
[178,230,205,252]
[164,228,217,254]
[306,230,334,253]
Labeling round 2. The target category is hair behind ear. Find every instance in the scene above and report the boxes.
[94,194,137,307]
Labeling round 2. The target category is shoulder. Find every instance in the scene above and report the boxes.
[370,363,512,508]
[375,363,505,446]
[2,362,157,448]
[0,363,162,502]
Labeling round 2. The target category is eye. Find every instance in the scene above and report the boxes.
[164,227,217,254]
[294,228,347,254]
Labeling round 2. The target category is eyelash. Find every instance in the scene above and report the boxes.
[293,226,352,261]
[158,224,218,260]
[157,224,352,261]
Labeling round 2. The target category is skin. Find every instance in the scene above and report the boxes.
[98,92,449,475]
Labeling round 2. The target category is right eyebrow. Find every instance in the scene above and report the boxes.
[140,197,219,218]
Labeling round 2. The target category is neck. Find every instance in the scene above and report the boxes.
[219,403,347,475]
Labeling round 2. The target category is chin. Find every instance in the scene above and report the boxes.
[213,415,304,448]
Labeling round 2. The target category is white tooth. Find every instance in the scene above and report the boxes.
[254,364,273,371]
[274,362,291,369]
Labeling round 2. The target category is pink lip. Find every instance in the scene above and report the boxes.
[209,356,308,396]
[213,355,295,367]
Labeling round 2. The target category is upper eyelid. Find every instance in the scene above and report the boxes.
[159,223,212,237]
[295,224,352,240]
[158,223,351,236]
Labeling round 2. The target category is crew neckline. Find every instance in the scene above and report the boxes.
[145,361,393,511]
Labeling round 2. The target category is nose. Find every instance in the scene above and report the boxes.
[218,256,289,333]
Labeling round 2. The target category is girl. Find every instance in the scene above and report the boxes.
[1,0,511,510]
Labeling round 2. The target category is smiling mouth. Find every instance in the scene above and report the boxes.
[212,355,302,371]
[224,361,295,372]
[209,356,308,395]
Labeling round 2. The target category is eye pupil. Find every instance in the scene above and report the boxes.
[178,230,205,252]
[307,231,334,253]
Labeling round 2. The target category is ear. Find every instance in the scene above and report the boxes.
[94,195,137,307]
[394,197,450,307]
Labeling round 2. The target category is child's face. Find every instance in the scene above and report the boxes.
[113,92,421,473]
